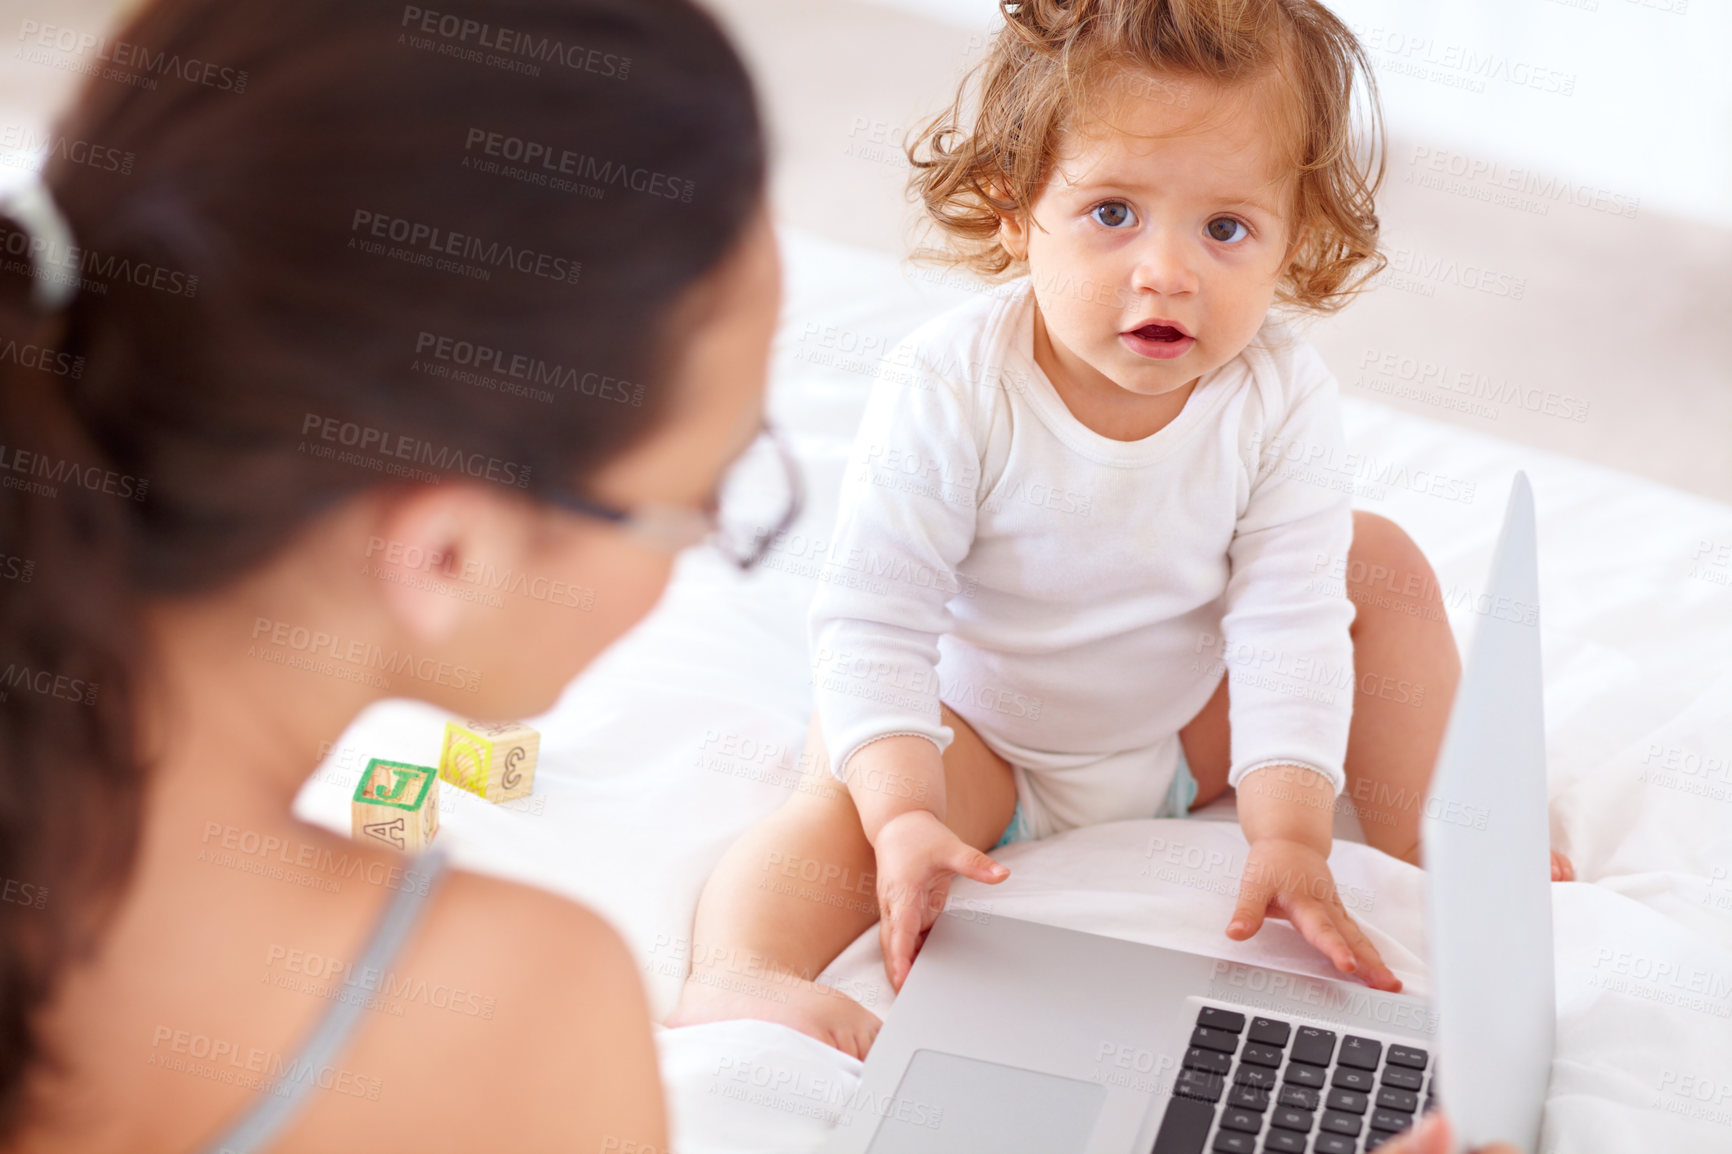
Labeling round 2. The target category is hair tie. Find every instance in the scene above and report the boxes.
[0,175,79,313]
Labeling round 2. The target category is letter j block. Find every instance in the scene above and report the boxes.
[351,759,439,852]
[439,719,539,803]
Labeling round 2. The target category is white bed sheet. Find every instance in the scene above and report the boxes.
[294,226,1732,1153]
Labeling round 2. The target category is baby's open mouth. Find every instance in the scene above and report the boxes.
[1127,322,1188,342]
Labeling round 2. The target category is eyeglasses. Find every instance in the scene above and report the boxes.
[541,419,804,572]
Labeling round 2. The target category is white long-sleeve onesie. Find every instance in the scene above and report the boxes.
[807,277,1357,837]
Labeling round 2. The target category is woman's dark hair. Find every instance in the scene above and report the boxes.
[0,0,764,1132]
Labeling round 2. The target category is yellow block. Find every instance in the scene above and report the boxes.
[439,719,539,804]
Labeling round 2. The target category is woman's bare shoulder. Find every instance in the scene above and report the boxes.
[429,868,647,1004]
[287,867,668,1154]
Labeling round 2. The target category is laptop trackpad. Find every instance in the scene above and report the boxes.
[865,1049,1107,1153]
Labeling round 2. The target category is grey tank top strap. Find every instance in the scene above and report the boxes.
[194,847,452,1154]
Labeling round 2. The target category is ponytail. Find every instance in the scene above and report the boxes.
[0,197,146,1135]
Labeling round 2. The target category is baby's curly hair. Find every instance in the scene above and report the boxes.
[907,0,1386,314]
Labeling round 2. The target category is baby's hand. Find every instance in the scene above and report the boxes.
[872,809,1009,991]
[1226,837,1401,993]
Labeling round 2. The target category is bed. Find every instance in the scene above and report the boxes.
[294,225,1732,1153]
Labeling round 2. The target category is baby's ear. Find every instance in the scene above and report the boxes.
[986,178,1031,261]
[997,209,1029,261]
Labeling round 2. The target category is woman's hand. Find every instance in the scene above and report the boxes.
[872,809,1009,990]
[1227,836,1402,992]
[1376,1110,1523,1154]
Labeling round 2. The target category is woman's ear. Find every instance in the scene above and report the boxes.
[368,484,522,645]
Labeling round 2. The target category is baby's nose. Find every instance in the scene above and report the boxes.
[1127,230,1200,296]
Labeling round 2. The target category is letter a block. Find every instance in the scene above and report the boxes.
[439,719,539,804]
[351,758,439,851]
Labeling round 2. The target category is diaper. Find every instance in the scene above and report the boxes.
[990,737,1198,849]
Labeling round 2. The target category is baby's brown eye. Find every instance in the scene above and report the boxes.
[1207,217,1248,243]
[1090,201,1134,229]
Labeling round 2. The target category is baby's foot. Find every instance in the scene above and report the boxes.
[665,961,883,1060]
[1551,849,1575,882]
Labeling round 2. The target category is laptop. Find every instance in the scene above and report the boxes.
[823,473,1554,1154]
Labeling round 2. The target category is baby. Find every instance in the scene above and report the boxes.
[670,0,1571,1058]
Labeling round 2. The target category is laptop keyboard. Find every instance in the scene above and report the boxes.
[1150,1005,1435,1153]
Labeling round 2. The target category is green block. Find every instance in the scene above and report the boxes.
[353,758,437,810]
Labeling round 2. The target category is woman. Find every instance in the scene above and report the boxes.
[0,0,779,1149]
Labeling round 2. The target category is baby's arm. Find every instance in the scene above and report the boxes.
[1231,765,1399,990]
[808,334,1008,987]
[1216,341,1398,990]
[847,732,1009,989]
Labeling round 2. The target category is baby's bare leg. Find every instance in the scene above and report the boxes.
[1333,512,1462,863]
[1332,516,1574,878]
[665,703,1016,1057]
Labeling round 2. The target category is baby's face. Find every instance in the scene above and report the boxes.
[1001,73,1300,399]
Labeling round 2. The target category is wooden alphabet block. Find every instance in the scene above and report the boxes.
[351,758,439,852]
[439,719,539,804]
